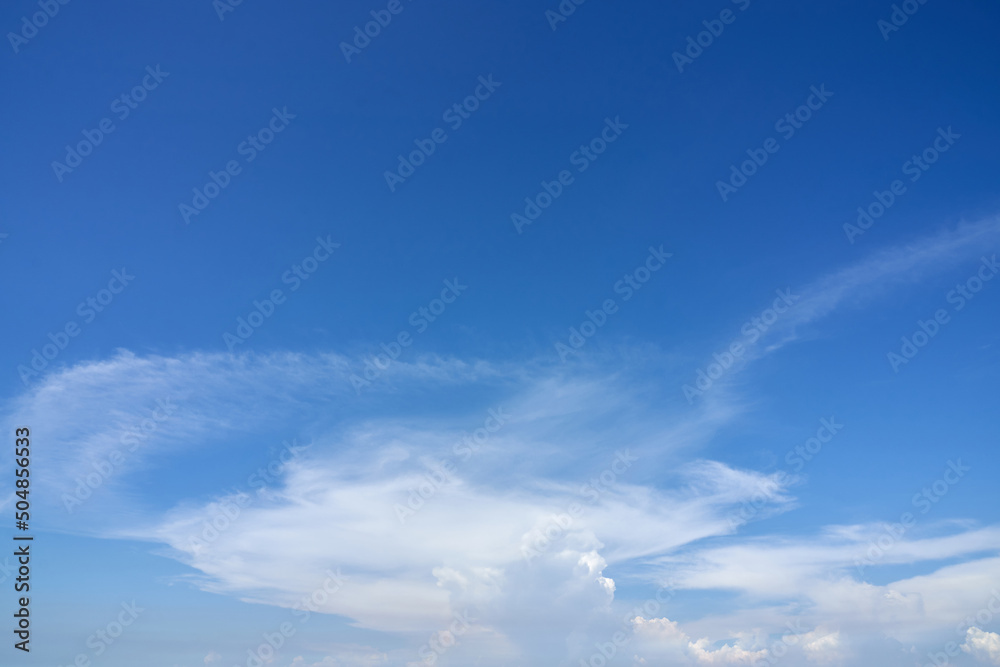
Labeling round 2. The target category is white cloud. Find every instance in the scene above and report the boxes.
[963,628,1000,665]
[4,221,999,666]
[800,629,842,663]
[135,439,784,635]
[632,618,847,666]
[632,616,768,665]
[8,343,1000,664]
[766,218,1000,349]
[688,636,769,664]
[632,615,687,641]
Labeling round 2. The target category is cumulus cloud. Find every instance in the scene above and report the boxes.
[800,629,843,663]
[8,345,1000,665]
[631,618,847,666]
[688,636,769,664]
[963,628,1000,665]
[135,434,784,637]
[632,615,768,665]
[4,222,1000,666]
[0,346,804,662]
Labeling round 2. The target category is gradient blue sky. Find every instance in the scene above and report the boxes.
[2,1,1000,666]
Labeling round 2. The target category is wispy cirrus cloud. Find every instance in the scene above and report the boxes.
[739,217,1000,360]
[3,221,999,665]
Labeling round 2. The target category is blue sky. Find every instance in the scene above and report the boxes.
[2,0,1000,666]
